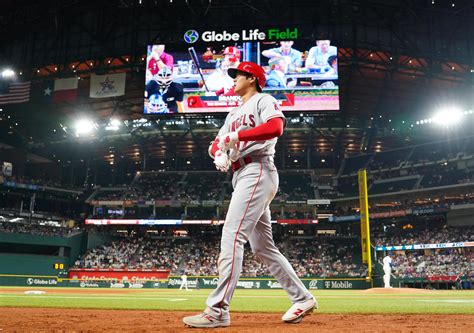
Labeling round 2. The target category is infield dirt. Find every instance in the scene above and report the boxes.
[1,287,473,332]
[1,307,473,332]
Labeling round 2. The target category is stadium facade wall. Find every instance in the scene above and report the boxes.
[0,232,87,275]
[0,254,68,276]
[447,205,474,226]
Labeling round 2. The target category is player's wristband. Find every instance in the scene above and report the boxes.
[209,137,220,158]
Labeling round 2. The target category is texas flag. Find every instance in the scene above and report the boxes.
[52,77,78,102]
[39,80,54,103]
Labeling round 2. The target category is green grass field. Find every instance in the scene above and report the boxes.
[1,287,474,314]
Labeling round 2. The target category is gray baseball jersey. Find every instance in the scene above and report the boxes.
[217,93,286,161]
[205,92,313,321]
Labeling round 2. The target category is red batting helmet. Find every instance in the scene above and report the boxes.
[227,61,266,92]
[223,46,241,63]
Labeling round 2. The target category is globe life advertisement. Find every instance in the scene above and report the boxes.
[184,28,299,43]
[143,27,339,115]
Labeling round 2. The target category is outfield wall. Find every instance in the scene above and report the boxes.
[0,274,372,290]
[0,232,87,276]
[0,254,69,276]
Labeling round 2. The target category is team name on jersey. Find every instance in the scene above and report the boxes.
[229,114,255,132]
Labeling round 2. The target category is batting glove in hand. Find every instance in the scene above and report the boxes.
[228,148,240,162]
[214,150,231,172]
[218,132,239,152]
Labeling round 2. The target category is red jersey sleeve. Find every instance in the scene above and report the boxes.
[237,117,284,142]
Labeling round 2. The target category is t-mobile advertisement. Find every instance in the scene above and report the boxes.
[144,28,339,114]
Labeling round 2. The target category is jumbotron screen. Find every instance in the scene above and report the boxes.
[144,29,339,114]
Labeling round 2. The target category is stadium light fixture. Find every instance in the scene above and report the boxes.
[74,118,96,136]
[1,69,15,78]
[432,106,463,126]
[106,118,121,131]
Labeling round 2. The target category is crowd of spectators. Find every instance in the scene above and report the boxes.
[72,237,186,272]
[73,238,142,269]
[341,136,474,176]
[181,239,221,276]
[332,192,474,220]
[331,136,474,198]
[372,225,474,247]
[92,189,126,201]
[176,173,227,202]
[0,221,78,237]
[72,234,367,278]
[89,161,474,202]
[2,175,78,191]
[388,249,473,279]
[89,170,318,204]
[86,149,474,206]
[130,173,182,201]
[285,239,366,277]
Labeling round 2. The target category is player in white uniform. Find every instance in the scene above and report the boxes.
[183,62,316,328]
[383,254,393,288]
[179,272,189,291]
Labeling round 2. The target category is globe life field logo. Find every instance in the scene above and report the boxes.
[184,30,199,44]
[183,28,298,43]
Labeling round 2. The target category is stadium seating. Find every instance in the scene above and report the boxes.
[369,176,419,194]
[176,172,228,201]
[389,249,472,279]
[369,147,412,170]
[340,154,372,175]
[73,233,367,278]
[277,171,315,201]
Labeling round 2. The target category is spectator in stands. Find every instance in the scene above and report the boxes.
[305,40,337,72]
[262,41,302,73]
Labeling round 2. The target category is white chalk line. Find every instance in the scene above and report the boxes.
[0,295,191,301]
[417,300,474,303]
[1,294,474,301]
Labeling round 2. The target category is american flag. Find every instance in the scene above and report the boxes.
[0,81,31,105]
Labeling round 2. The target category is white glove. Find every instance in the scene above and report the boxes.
[214,151,230,172]
[218,132,239,152]
[228,148,240,162]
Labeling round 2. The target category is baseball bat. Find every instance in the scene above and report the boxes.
[188,46,210,92]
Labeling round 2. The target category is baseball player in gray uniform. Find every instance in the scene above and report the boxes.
[183,62,317,328]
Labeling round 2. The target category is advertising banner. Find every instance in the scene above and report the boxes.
[68,269,170,281]
[376,241,474,251]
[0,275,370,290]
